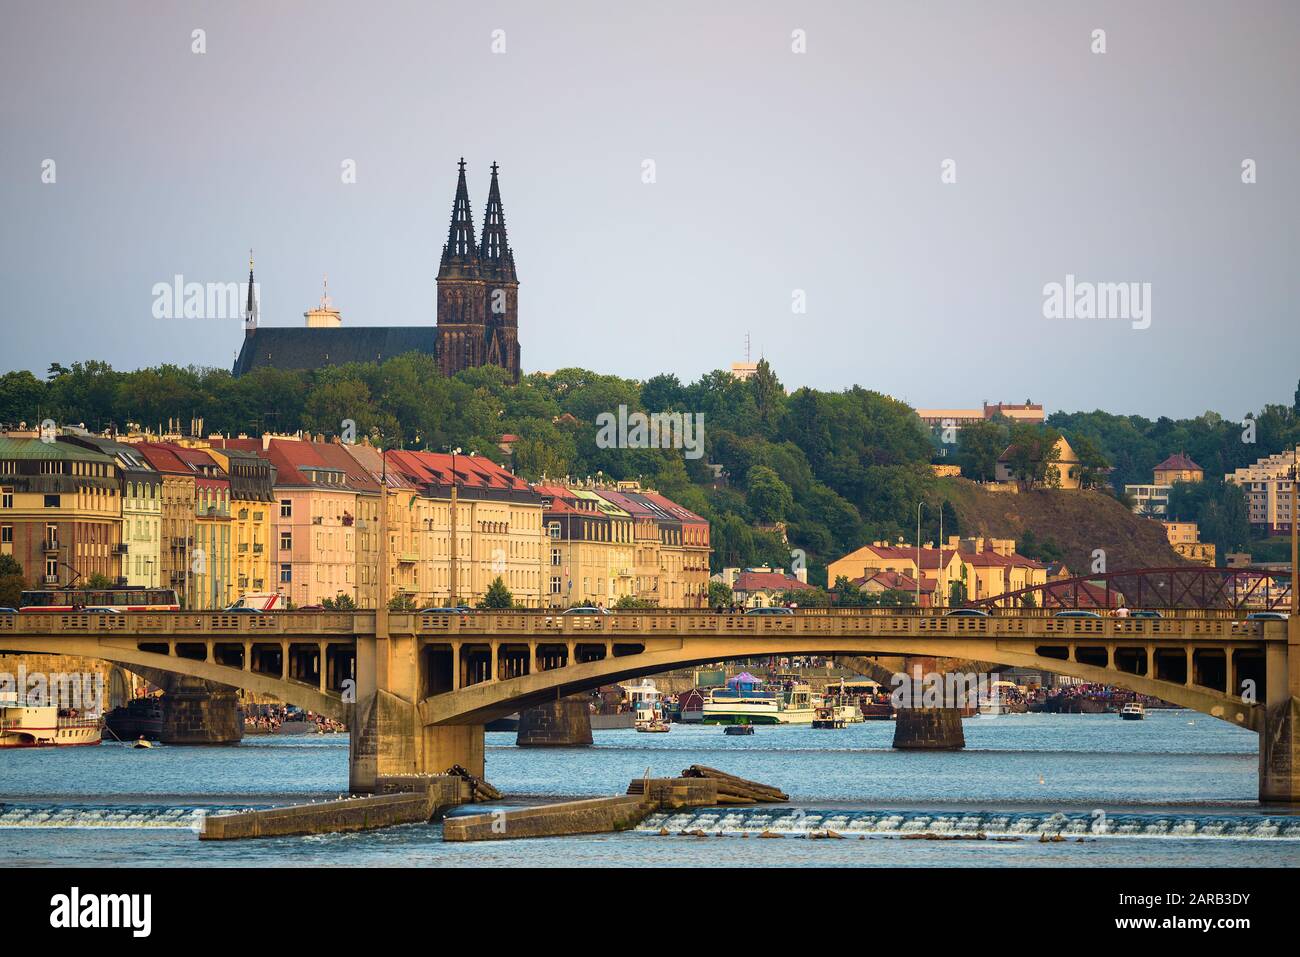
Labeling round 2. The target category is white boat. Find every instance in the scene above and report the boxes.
[978,694,1008,718]
[703,681,815,725]
[0,702,102,748]
[1121,702,1146,720]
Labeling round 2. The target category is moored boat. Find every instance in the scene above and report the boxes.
[0,701,101,748]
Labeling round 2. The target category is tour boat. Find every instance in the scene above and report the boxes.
[1121,702,1146,720]
[0,701,102,748]
[702,677,815,725]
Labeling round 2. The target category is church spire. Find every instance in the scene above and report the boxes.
[479,161,516,282]
[439,158,479,278]
[244,249,257,333]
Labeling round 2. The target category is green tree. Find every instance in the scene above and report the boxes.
[746,465,793,523]
[479,576,514,609]
[322,592,357,610]
[0,554,25,608]
[387,594,416,611]
[706,580,733,608]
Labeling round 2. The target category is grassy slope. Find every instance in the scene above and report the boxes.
[937,478,1185,575]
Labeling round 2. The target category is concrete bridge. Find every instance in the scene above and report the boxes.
[2,608,1297,801]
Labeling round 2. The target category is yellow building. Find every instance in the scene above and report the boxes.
[1161,520,1216,566]
[829,536,1047,607]
[0,436,123,589]
[995,436,1083,490]
[536,484,635,607]
[1153,452,1204,486]
[206,446,277,598]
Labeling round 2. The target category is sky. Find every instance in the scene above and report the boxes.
[0,0,1296,420]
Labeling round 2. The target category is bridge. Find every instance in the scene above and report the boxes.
[3,605,1298,801]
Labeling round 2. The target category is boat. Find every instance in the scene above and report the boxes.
[723,724,754,735]
[132,737,154,749]
[630,679,670,731]
[812,705,845,729]
[978,694,1008,718]
[1121,702,1146,720]
[0,699,102,748]
[104,695,165,741]
[702,674,815,725]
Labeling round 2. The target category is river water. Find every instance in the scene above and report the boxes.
[2,711,1297,866]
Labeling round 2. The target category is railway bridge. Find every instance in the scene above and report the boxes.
[3,606,1298,801]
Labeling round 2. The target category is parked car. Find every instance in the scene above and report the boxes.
[944,608,989,618]
[1130,609,1163,619]
[562,606,610,615]
[1054,610,1102,619]
[745,606,794,616]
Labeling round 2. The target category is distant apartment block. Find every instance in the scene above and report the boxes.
[914,400,1045,429]
[1225,447,1299,533]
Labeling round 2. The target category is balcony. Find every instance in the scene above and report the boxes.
[252,544,264,554]
[42,574,58,585]
[113,543,129,555]
[399,551,420,563]
[44,540,60,553]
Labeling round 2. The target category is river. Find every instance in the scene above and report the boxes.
[2,711,1297,867]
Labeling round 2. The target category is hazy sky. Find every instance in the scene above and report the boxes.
[1,1,1296,419]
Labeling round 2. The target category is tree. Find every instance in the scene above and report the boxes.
[322,592,357,610]
[388,594,416,611]
[706,580,733,609]
[613,595,656,609]
[84,573,115,589]
[956,420,1009,482]
[0,554,25,608]
[479,576,514,609]
[948,580,967,606]
[746,465,793,523]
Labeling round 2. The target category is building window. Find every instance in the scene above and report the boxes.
[550,576,562,595]
[280,532,292,550]
[0,488,11,509]
[551,547,561,566]
[0,525,10,544]
[279,564,292,583]
[280,499,292,518]
[44,494,60,508]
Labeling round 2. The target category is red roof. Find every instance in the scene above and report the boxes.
[533,483,580,514]
[639,489,708,527]
[733,571,813,593]
[384,449,529,492]
[1155,452,1202,473]
[852,545,962,571]
[853,570,936,593]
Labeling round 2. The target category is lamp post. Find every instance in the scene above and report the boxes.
[916,502,924,609]
[445,446,461,607]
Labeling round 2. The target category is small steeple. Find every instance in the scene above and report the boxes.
[244,249,258,333]
[479,161,516,282]
[439,158,479,278]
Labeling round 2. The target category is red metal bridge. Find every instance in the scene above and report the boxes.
[968,566,1293,613]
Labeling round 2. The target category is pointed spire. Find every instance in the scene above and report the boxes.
[439,158,479,277]
[244,249,257,332]
[479,161,516,282]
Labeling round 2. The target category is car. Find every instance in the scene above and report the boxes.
[80,606,122,614]
[222,606,266,614]
[562,606,610,615]
[298,604,325,611]
[1246,611,1288,621]
[1130,609,1163,619]
[1054,610,1102,619]
[0,607,17,615]
[943,608,989,618]
[419,606,471,615]
[745,606,794,615]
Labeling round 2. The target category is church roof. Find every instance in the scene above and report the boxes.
[233,326,437,376]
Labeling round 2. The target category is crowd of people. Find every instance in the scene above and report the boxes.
[242,704,346,734]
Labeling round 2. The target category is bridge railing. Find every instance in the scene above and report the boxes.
[0,610,1281,643]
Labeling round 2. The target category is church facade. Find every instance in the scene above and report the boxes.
[233,160,521,381]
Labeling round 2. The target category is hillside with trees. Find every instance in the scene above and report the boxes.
[1,359,1295,581]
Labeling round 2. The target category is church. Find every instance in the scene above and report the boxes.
[233,159,521,381]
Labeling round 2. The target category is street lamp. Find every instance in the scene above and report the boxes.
[916,502,924,609]
[444,446,462,606]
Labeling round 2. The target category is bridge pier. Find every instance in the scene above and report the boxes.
[349,634,487,792]
[516,696,594,748]
[1259,620,1300,803]
[160,674,243,745]
[891,657,965,751]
